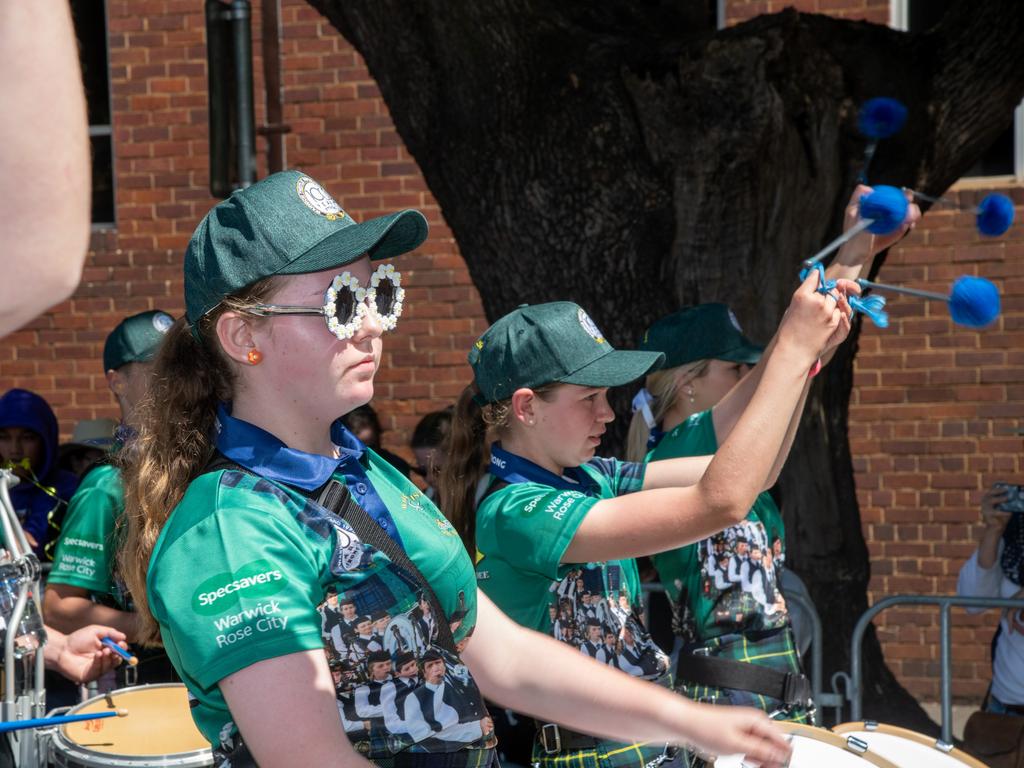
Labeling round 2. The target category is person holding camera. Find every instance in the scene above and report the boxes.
[957,482,1024,714]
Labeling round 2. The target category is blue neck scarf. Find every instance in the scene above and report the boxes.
[215,403,404,546]
[487,443,599,497]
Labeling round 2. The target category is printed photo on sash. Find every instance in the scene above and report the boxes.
[700,519,788,632]
[548,563,668,680]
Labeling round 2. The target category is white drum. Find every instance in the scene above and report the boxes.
[714,721,899,768]
[49,683,214,767]
[833,721,989,768]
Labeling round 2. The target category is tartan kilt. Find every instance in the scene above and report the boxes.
[674,626,811,723]
[532,740,676,768]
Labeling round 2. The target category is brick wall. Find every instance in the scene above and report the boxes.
[0,0,485,455]
[852,189,1024,702]
[0,0,1020,707]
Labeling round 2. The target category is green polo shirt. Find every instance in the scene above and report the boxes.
[649,410,788,641]
[149,451,485,755]
[49,463,129,608]
[476,457,670,682]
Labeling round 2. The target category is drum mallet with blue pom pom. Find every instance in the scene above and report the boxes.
[903,189,1016,237]
[856,275,1002,329]
[804,185,910,269]
[858,97,908,183]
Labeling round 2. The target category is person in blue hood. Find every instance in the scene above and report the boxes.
[0,388,79,558]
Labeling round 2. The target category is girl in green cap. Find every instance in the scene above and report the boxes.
[117,171,792,768]
[440,269,859,768]
[626,185,918,724]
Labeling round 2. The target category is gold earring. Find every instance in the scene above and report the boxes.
[247,349,263,365]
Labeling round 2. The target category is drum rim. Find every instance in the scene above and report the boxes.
[767,721,901,768]
[833,721,989,768]
[49,743,213,768]
[51,682,213,764]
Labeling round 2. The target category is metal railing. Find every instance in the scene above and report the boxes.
[845,594,1024,745]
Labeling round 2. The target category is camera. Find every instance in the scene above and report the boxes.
[994,482,1024,514]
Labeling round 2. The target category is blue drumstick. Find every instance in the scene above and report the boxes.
[0,708,127,733]
[102,636,138,666]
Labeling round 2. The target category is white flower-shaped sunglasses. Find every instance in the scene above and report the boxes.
[248,263,404,340]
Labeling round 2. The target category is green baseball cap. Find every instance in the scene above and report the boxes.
[184,170,428,324]
[103,310,176,371]
[469,302,664,404]
[639,303,763,369]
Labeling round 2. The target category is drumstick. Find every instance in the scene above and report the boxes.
[101,636,138,666]
[0,708,128,733]
[857,276,1001,328]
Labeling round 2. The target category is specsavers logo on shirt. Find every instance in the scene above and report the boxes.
[191,559,287,616]
[53,537,104,579]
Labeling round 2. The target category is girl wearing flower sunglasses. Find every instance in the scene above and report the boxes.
[439,271,858,768]
[118,171,792,768]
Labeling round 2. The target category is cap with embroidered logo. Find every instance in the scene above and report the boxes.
[103,310,176,371]
[469,302,664,404]
[184,170,428,324]
[639,303,763,369]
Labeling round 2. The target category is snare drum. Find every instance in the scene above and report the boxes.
[50,683,213,767]
[714,721,899,768]
[833,721,988,768]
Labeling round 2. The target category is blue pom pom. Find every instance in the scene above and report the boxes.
[948,276,1001,328]
[858,98,908,140]
[859,185,908,235]
[976,193,1015,237]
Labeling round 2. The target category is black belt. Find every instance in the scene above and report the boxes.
[675,652,813,710]
[534,721,601,754]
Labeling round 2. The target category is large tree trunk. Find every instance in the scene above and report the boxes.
[310,0,1024,731]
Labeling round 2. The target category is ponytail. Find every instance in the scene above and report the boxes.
[439,381,562,555]
[118,279,277,645]
[625,360,710,461]
[438,384,494,555]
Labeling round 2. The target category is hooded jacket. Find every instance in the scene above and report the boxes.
[0,389,79,557]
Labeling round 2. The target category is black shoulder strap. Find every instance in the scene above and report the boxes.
[315,480,458,654]
[202,452,458,654]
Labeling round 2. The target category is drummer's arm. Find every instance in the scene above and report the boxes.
[219,650,374,768]
[43,624,126,683]
[43,583,139,641]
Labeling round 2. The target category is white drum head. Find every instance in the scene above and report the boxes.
[715,722,899,768]
[833,722,988,768]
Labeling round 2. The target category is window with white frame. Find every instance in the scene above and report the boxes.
[892,0,1024,180]
[70,0,115,226]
